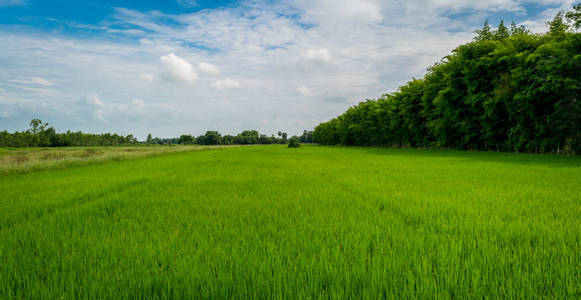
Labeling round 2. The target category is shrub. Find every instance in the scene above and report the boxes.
[288,139,300,148]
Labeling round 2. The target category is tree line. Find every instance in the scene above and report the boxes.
[0,119,314,147]
[170,129,314,145]
[0,119,138,147]
[174,130,289,145]
[314,6,581,154]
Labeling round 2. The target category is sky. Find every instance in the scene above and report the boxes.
[0,0,576,139]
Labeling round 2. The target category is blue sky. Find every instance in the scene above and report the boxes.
[0,0,575,139]
[0,1,236,23]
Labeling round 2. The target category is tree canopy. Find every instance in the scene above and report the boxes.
[314,8,581,154]
[0,120,293,147]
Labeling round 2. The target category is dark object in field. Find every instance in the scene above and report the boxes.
[288,139,300,148]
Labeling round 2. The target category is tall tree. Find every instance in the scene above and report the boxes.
[566,4,581,30]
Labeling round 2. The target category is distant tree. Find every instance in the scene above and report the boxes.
[28,119,48,135]
[288,138,300,148]
[222,135,234,145]
[202,131,222,145]
[495,20,510,39]
[179,134,194,145]
[126,134,137,144]
[234,130,259,144]
[509,21,529,35]
[549,11,569,34]
[146,134,152,145]
[475,20,493,41]
[300,130,314,143]
[282,132,288,142]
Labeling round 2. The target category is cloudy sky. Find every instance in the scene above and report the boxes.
[0,0,576,139]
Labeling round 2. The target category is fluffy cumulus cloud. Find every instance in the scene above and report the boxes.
[304,49,332,63]
[160,53,198,83]
[0,0,574,138]
[84,94,105,120]
[197,62,220,75]
[302,0,383,23]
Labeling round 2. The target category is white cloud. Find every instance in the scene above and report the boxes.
[397,0,576,15]
[297,86,312,96]
[304,48,332,63]
[84,94,105,120]
[85,94,104,107]
[30,77,54,86]
[213,79,242,90]
[302,0,382,23]
[160,53,198,83]
[402,0,522,13]
[197,62,220,75]
[8,76,54,86]
[139,38,154,45]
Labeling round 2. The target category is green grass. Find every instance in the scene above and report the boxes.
[1,145,580,298]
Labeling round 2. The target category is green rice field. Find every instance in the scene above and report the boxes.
[1,145,580,298]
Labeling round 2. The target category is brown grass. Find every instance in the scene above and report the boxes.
[0,145,240,175]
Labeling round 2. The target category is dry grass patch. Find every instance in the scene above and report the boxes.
[0,145,239,175]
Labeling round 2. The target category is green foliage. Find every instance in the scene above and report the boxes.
[495,20,510,40]
[300,130,314,143]
[315,9,581,154]
[179,134,195,145]
[0,120,295,147]
[549,11,569,35]
[566,4,581,30]
[475,20,493,41]
[196,131,222,145]
[0,120,138,148]
[288,138,300,148]
[1,145,580,297]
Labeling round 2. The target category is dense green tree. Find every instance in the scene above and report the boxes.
[315,8,581,154]
[198,131,222,145]
[495,20,510,40]
[549,11,569,35]
[300,130,314,143]
[0,120,139,147]
[179,134,195,144]
[475,20,493,41]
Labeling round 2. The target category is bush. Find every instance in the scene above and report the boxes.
[288,139,300,148]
